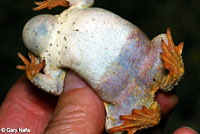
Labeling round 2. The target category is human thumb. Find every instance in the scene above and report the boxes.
[44,71,105,134]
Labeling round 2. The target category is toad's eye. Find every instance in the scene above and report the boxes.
[23,15,56,56]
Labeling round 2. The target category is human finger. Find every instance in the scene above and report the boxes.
[155,91,179,117]
[0,76,57,133]
[44,71,105,134]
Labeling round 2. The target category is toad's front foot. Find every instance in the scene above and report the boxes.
[33,0,94,10]
[108,102,160,134]
[16,52,45,81]
[33,0,69,10]
[160,28,184,91]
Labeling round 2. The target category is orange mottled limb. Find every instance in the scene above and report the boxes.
[33,0,69,10]
[160,28,184,90]
[108,102,160,134]
[16,52,45,81]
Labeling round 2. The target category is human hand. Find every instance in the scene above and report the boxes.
[0,71,197,134]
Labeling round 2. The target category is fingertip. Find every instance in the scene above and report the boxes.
[173,127,198,134]
[155,91,178,116]
[64,70,88,92]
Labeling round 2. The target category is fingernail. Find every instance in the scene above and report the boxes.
[64,71,88,92]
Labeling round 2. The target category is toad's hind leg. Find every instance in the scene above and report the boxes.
[108,102,160,134]
[160,28,184,91]
[33,0,94,10]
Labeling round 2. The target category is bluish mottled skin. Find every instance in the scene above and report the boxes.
[95,27,166,127]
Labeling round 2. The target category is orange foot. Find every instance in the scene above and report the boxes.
[33,0,69,10]
[160,28,184,91]
[108,102,160,134]
[16,52,45,81]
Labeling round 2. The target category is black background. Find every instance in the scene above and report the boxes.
[0,0,199,133]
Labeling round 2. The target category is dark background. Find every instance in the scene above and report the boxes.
[0,0,199,133]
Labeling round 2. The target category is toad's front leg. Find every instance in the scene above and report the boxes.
[33,0,94,10]
[17,53,66,95]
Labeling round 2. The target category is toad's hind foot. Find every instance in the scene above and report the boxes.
[108,102,160,134]
[160,28,184,91]
[16,52,45,81]
[33,0,69,10]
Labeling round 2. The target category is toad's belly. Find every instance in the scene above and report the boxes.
[44,7,165,129]
[56,8,136,84]
[49,7,163,102]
